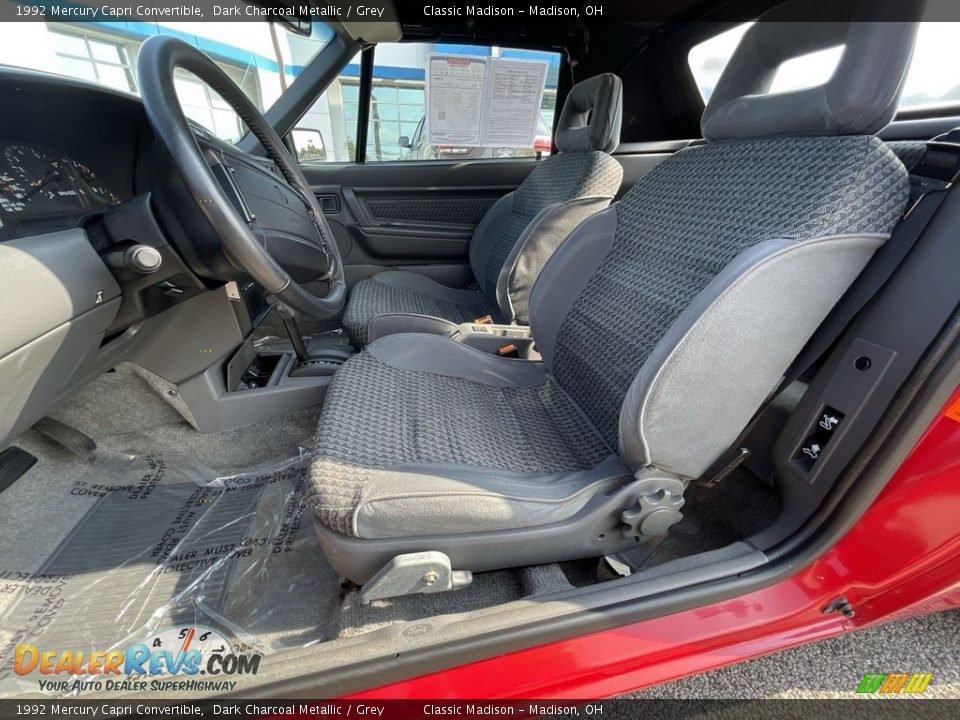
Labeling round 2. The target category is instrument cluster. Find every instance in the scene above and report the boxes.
[0,143,120,227]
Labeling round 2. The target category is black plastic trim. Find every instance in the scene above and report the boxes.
[240,32,359,155]
[355,47,375,164]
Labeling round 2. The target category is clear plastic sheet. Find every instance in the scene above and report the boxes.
[0,448,339,697]
[253,328,351,355]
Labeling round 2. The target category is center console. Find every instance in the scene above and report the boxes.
[143,290,353,433]
[178,334,350,433]
[452,323,540,360]
[129,280,546,435]
[227,340,350,391]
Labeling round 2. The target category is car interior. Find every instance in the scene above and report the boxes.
[4,0,960,699]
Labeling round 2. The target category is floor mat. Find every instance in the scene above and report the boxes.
[639,466,781,570]
[337,570,524,639]
[0,365,534,697]
[0,449,340,696]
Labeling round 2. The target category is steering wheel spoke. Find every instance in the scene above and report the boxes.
[209,156,257,225]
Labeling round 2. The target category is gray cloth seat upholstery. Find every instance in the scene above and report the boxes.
[343,271,503,343]
[308,4,921,580]
[306,333,625,539]
[887,140,927,172]
[341,73,624,348]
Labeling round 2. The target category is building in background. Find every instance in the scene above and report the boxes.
[0,21,559,163]
[324,43,560,162]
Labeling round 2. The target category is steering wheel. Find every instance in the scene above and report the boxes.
[136,35,345,319]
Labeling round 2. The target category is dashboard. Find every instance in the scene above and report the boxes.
[0,69,222,450]
[0,142,120,224]
[0,68,284,452]
[0,70,140,241]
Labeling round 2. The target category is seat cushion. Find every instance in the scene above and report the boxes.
[341,271,500,348]
[305,334,625,539]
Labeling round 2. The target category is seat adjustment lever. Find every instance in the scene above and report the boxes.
[360,551,473,604]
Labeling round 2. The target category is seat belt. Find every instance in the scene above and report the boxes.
[699,154,955,488]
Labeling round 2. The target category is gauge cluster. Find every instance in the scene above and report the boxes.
[0,143,121,225]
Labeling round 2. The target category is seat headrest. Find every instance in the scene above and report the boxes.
[555,73,623,153]
[701,0,924,141]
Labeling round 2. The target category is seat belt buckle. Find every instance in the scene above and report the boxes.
[497,343,520,358]
[474,315,494,325]
[698,447,750,488]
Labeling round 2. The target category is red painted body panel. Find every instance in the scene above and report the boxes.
[349,388,960,699]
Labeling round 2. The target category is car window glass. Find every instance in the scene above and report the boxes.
[0,21,333,144]
[294,52,362,163]
[364,42,560,163]
[688,23,841,102]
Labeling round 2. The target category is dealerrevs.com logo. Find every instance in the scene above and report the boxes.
[13,625,261,693]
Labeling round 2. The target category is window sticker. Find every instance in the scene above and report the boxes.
[426,54,488,146]
[426,54,548,148]
[482,58,549,147]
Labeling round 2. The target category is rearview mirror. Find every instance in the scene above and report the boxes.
[292,128,326,162]
[248,2,313,36]
[398,135,412,149]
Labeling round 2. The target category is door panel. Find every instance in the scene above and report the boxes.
[361,195,495,226]
[299,159,538,288]
[348,223,474,259]
[880,115,960,141]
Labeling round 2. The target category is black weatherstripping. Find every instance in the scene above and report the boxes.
[355,47,375,164]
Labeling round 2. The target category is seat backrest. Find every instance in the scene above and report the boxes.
[468,73,624,323]
[887,140,928,173]
[529,2,922,480]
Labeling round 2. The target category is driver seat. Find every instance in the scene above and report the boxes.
[306,7,919,585]
[341,73,624,348]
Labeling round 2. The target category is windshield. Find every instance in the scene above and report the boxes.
[0,21,334,143]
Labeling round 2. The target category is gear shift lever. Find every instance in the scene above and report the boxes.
[272,302,310,363]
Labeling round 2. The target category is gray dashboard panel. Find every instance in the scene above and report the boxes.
[0,229,121,448]
[0,230,120,357]
[0,300,120,447]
